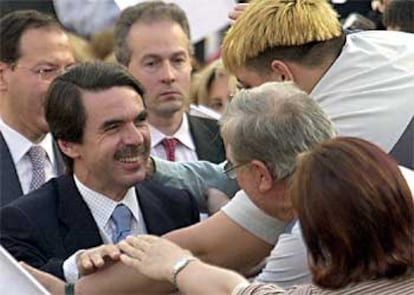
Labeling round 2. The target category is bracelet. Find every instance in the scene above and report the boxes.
[171,257,198,287]
[65,282,75,295]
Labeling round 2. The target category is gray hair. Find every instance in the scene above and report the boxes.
[115,1,192,66]
[220,81,336,181]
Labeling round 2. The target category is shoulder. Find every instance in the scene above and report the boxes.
[188,115,220,130]
[1,176,70,212]
[136,179,195,204]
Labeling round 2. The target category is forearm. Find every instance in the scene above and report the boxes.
[152,158,239,207]
[175,260,248,295]
[74,261,175,295]
[164,211,273,272]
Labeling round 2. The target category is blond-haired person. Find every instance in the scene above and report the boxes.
[189,59,237,119]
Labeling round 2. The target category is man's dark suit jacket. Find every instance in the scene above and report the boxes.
[0,132,65,207]
[0,175,199,279]
[188,115,225,164]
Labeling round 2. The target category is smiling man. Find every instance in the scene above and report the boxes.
[0,62,199,281]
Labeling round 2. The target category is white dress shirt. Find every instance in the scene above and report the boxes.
[63,176,147,282]
[0,119,56,194]
[149,113,198,162]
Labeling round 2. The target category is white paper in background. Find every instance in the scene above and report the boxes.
[0,245,50,295]
[114,0,236,42]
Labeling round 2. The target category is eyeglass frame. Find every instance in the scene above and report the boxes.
[223,160,250,179]
[10,62,70,82]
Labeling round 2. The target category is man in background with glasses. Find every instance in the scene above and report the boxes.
[0,10,75,206]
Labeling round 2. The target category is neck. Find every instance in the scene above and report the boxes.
[288,55,338,94]
[0,111,46,144]
[74,172,128,202]
[148,110,184,136]
[267,182,295,222]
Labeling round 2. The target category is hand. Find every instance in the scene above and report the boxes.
[20,262,65,295]
[229,3,248,21]
[119,235,194,283]
[77,244,121,276]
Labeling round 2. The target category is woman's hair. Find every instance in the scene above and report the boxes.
[291,137,414,288]
[190,59,237,112]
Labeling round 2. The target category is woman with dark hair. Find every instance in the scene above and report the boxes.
[118,137,414,294]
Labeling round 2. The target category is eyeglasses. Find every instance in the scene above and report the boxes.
[11,64,70,82]
[223,160,249,179]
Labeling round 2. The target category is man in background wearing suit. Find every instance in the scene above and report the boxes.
[115,1,225,164]
[0,62,199,283]
[0,10,75,206]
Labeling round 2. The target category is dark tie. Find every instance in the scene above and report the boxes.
[111,204,132,243]
[28,145,46,191]
[162,138,178,161]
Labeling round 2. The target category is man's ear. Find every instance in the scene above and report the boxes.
[250,160,274,193]
[0,61,11,92]
[270,60,294,82]
[57,139,80,159]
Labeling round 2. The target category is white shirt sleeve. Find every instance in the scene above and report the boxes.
[63,249,84,283]
[255,223,311,289]
[221,191,287,245]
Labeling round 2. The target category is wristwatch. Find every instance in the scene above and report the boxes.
[171,257,198,287]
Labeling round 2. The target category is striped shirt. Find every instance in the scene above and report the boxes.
[233,273,414,295]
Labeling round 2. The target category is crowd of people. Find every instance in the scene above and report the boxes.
[0,0,413,294]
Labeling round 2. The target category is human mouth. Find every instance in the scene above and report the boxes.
[114,146,148,163]
[117,156,141,163]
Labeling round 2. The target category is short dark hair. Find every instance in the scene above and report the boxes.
[45,62,145,174]
[291,137,414,289]
[383,0,414,33]
[115,1,191,65]
[0,10,61,64]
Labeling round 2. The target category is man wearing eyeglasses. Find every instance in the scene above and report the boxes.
[0,10,75,206]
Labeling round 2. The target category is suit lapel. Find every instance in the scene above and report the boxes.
[0,132,23,206]
[136,184,172,236]
[57,176,102,254]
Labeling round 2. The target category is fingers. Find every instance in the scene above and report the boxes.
[77,244,121,275]
[119,252,140,270]
[229,3,248,20]
[118,238,146,261]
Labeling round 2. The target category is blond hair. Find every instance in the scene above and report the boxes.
[222,0,343,73]
[190,59,237,106]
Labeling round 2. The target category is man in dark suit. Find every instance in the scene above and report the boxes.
[0,62,199,281]
[114,2,225,164]
[0,10,74,206]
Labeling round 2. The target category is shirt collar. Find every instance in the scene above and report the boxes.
[0,118,55,166]
[73,175,140,228]
[149,113,196,150]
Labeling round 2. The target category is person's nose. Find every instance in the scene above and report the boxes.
[122,123,144,145]
[160,61,176,84]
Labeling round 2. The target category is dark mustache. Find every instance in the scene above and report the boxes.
[114,145,149,159]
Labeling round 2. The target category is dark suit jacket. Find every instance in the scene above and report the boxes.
[188,115,225,164]
[0,175,199,279]
[0,132,65,207]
